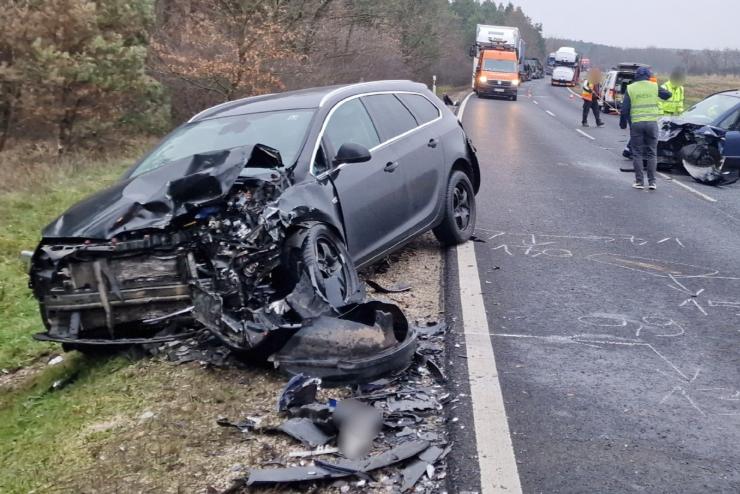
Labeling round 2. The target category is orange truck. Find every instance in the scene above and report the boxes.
[470,25,525,101]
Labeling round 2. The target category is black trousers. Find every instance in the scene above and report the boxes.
[582,98,602,125]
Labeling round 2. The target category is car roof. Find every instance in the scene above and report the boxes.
[189,80,430,122]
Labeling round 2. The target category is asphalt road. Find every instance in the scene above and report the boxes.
[445,78,740,494]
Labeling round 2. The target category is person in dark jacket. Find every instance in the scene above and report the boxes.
[620,67,672,189]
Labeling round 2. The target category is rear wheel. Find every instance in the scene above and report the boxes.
[511,95,518,101]
[433,170,477,246]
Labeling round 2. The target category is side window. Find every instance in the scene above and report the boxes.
[324,99,380,154]
[397,94,441,125]
[718,108,740,131]
[361,94,418,141]
[313,144,329,174]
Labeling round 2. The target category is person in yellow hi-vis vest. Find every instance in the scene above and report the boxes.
[659,68,686,116]
[620,67,672,190]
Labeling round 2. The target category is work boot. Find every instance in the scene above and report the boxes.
[632,181,644,189]
[648,182,657,191]
[582,122,589,127]
[597,121,605,127]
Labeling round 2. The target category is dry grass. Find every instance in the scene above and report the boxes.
[0,137,158,194]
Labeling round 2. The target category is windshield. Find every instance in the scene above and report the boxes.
[482,59,518,73]
[681,94,739,125]
[131,109,315,177]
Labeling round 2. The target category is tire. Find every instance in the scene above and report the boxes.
[433,170,477,246]
[602,104,610,114]
[296,224,362,308]
[512,95,518,101]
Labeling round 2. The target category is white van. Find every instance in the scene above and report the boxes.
[600,63,648,113]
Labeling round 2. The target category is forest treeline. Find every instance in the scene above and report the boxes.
[547,38,740,75]
[0,0,545,154]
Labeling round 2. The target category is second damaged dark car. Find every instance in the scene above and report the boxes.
[658,89,740,185]
[29,80,480,381]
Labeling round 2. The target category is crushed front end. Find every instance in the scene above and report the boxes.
[658,120,738,185]
[30,163,294,348]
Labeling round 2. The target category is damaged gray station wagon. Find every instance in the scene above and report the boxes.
[29,80,480,379]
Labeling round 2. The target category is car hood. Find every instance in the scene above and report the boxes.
[42,144,282,240]
[659,117,727,142]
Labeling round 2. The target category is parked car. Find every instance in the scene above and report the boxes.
[600,63,648,113]
[659,89,740,184]
[29,80,480,365]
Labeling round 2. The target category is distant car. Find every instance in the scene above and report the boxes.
[30,80,480,352]
[600,63,648,113]
[658,89,740,184]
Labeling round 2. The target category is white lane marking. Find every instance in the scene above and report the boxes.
[545,110,556,117]
[458,92,474,122]
[456,242,523,494]
[576,128,596,140]
[533,100,539,105]
[657,172,718,203]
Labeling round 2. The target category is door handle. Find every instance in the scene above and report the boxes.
[428,138,438,148]
[384,161,399,172]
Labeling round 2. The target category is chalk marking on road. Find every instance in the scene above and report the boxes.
[533,100,539,105]
[575,128,596,140]
[458,91,474,122]
[456,242,522,494]
[657,172,717,203]
[545,110,556,117]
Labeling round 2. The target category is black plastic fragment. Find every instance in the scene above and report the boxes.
[277,418,333,447]
[400,445,445,492]
[277,374,320,412]
[246,440,429,485]
[366,279,412,294]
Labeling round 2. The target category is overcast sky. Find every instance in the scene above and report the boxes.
[508,0,740,50]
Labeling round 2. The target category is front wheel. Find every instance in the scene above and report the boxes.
[433,170,477,246]
[296,224,362,309]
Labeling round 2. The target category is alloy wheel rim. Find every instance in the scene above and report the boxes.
[453,183,471,231]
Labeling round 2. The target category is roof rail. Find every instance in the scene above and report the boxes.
[318,80,416,107]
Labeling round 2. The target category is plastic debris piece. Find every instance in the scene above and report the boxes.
[425,357,447,383]
[216,416,261,433]
[415,321,447,338]
[246,440,429,485]
[400,446,444,492]
[366,279,412,294]
[277,374,321,412]
[278,418,333,447]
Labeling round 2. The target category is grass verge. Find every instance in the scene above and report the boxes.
[0,140,154,370]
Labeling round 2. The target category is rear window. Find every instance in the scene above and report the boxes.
[397,94,440,125]
[361,94,418,141]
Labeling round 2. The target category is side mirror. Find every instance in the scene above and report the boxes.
[333,142,371,166]
[468,45,477,58]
